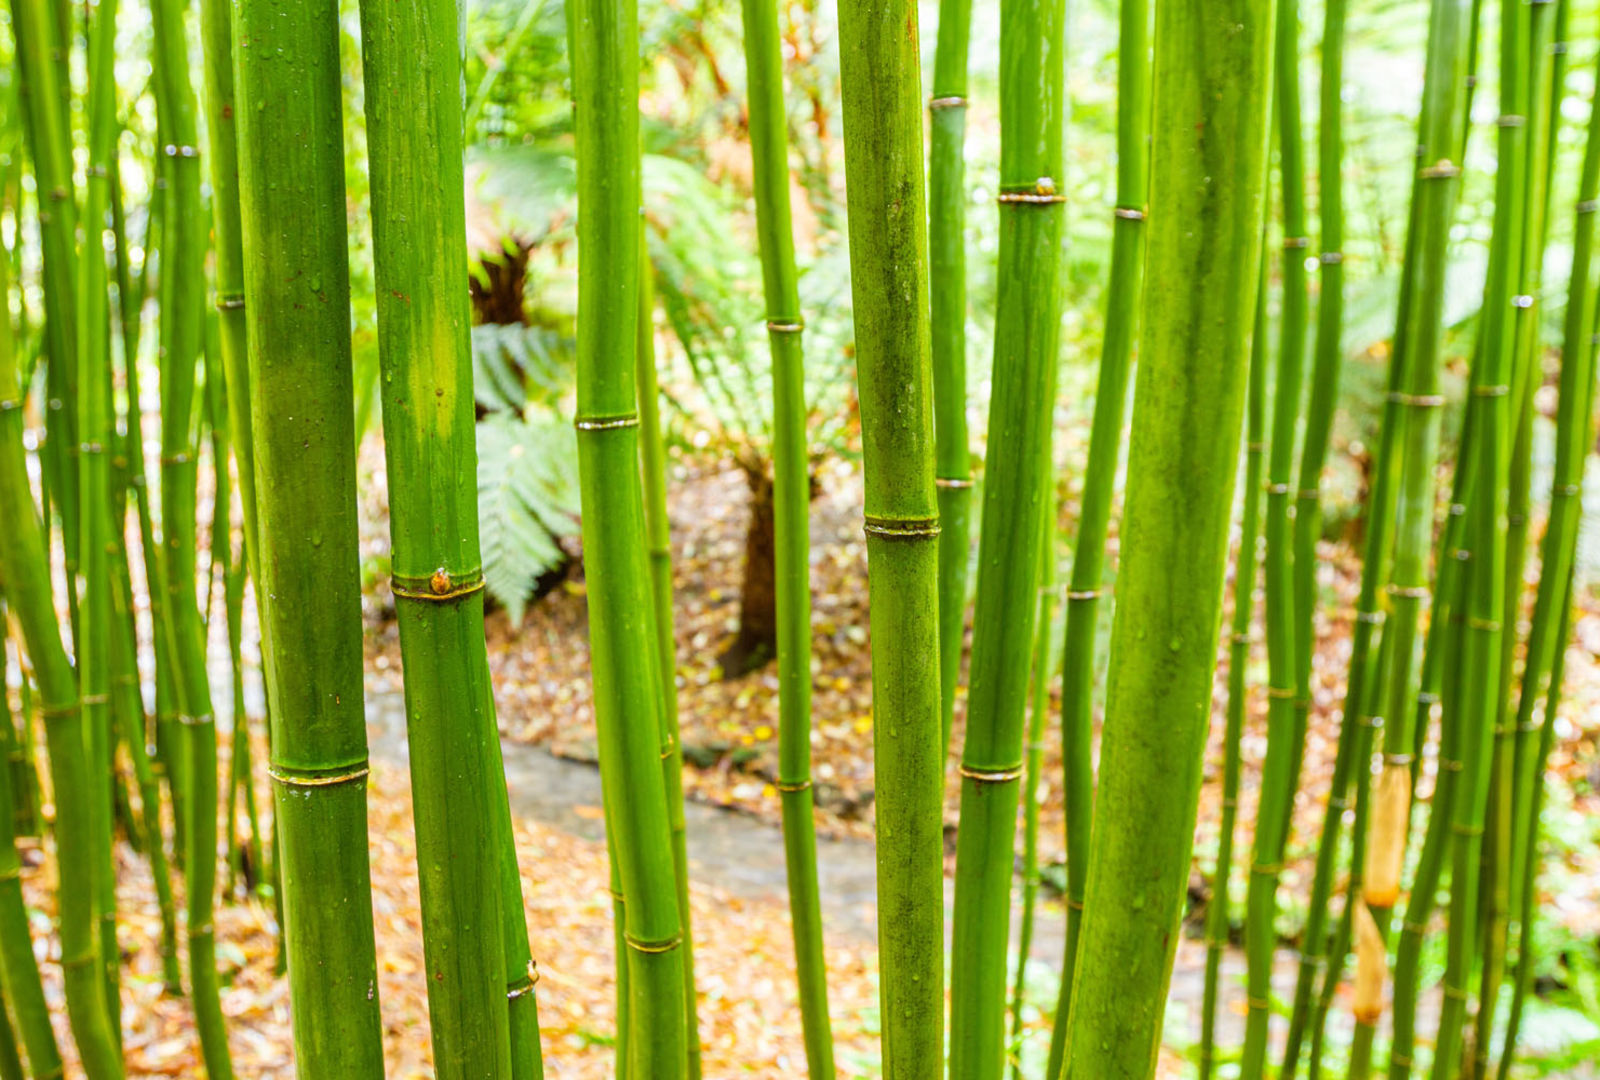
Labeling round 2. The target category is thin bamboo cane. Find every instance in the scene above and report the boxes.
[1061,0,1273,1071]
[635,237,701,1078]
[357,0,526,1067]
[1241,5,1312,1068]
[1494,49,1600,1074]
[149,0,232,1065]
[1008,504,1054,1080]
[567,0,687,1069]
[1339,6,1471,1077]
[1420,0,1528,1072]
[0,211,124,1078]
[947,0,1065,1067]
[834,0,945,1067]
[0,600,61,1080]
[929,0,973,755]
[78,0,123,1040]
[232,0,387,1065]
[1199,252,1267,1080]
[1042,1,1148,1070]
[730,5,832,1066]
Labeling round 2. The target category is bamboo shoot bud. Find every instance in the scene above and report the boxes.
[1353,900,1385,1025]
[1364,762,1411,908]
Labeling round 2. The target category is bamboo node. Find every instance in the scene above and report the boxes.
[508,962,539,997]
[863,516,940,540]
[1473,384,1510,398]
[766,319,804,333]
[1386,391,1445,408]
[1066,588,1104,601]
[216,293,246,311]
[1418,161,1461,180]
[775,779,812,793]
[86,165,108,178]
[1264,482,1291,496]
[161,452,193,466]
[1386,583,1430,599]
[1467,617,1502,632]
[1552,483,1581,497]
[1392,1053,1414,1068]
[959,763,1024,783]
[79,441,106,455]
[1221,797,1239,809]
[163,143,200,157]
[79,693,110,707]
[1511,294,1535,309]
[1230,632,1250,645]
[392,568,487,602]
[1246,441,1266,452]
[1441,757,1463,772]
[0,867,18,882]
[39,702,78,719]
[1495,115,1526,128]
[1417,692,1440,706]
[574,414,639,431]
[935,476,974,490]
[268,763,371,789]
[1283,236,1311,250]
[1297,488,1320,500]
[1246,996,1272,1010]
[1551,41,1569,53]
[1251,861,1284,875]
[178,713,214,727]
[1577,200,1599,215]
[1451,824,1484,838]
[1383,752,1414,766]
[928,95,968,110]
[189,922,216,938]
[1356,611,1385,625]
[61,953,97,972]
[1066,898,1084,911]
[998,191,1067,205]
[1267,686,1296,700]
[1329,796,1350,811]
[1517,720,1539,733]
[1320,251,1344,265]
[1113,206,1146,221]
[625,932,683,955]
[0,399,19,413]
[1442,983,1471,1001]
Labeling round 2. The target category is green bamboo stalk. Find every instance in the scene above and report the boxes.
[0,599,61,1080]
[149,0,232,1065]
[1008,487,1055,1080]
[1339,6,1472,1077]
[635,245,702,1080]
[1042,0,1148,1070]
[0,200,124,1078]
[78,0,124,1041]
[928,0,972,754]
[1060,0,1273,1071]
[833,0,945,1068]
[1199,253,1267,1080]
[7,0,78,622]
[1240,5,1311,1070]
[729,6,830,1067]
[568,0,687,1069]
[357,0,526,1069]
[232,0,386,1066]
[1478,3,1560,1059]
[1422,2,1528,1074]
[948,0,1065,1069]
[1494,49,1600,1076]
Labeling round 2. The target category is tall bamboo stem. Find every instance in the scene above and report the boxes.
[1061,0,1274,1071]
[734,0,832,1068]
[233,0,387,1066]
[834,0,945,1067]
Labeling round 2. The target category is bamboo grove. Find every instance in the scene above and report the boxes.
[0,0,1594,1072]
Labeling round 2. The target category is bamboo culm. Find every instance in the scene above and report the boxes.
[233,0,388,1065]
[733,0,832,1068]
[1043,0,1148,1069]
[834,0,946,1066]
[1061,0,1273,1071]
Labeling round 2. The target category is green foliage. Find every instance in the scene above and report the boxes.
[476,410,580,625]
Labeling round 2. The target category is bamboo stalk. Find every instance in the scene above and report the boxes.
[232,0,387,1065]
[1043,0,1148,1069]
[1061,0,1273,1071]
[731,4,832,1067]
[635,238,701,1077]
[948,0,1065,1068]
[1199,252,1267,1080]
[0,199,124,1078]
[833,0,945,1067]
[1240,4,1311,1068]
[357,0,527,1068]
[928,0,972,754]
[567,0,687,1068]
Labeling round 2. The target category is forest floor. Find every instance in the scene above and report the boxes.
[16,461,1600,1077]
